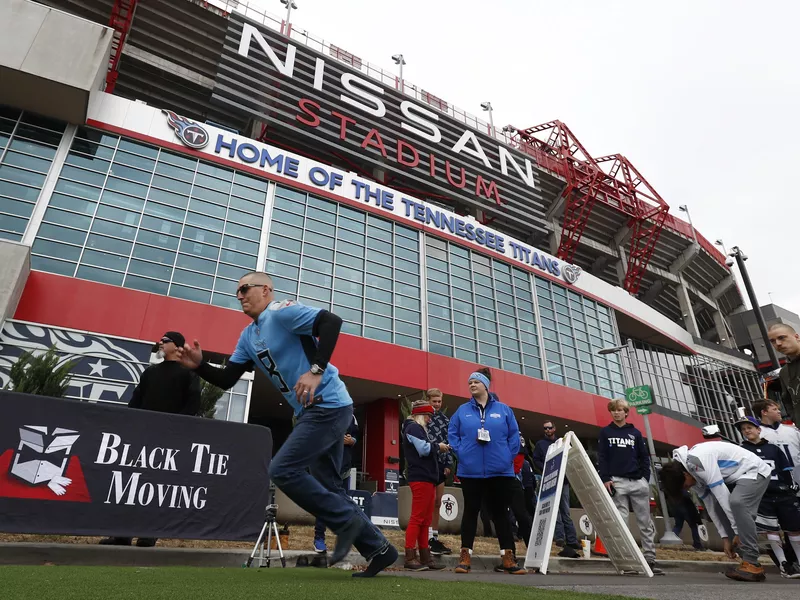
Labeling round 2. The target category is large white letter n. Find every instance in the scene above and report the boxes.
[237,23,296,77]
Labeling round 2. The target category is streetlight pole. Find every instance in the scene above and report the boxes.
[729,246,781,370]
[280,0,297,36]
[599,340,681,544]
[391,54,406,93]
[481,102,495,138]
[678,205,697,244]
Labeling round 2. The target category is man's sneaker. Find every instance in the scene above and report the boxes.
[313,538,327,553]
[429,538,452,555]
[781,561,800,579]
[567,542,582,551]
[725,561,766,582]
[647,561,665,576]
[558,546,581,558]
[554,538,566,548]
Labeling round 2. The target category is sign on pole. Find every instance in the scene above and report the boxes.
[525,432,653,577]
[626,385,654,415]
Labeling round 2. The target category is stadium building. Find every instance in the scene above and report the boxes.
[0,0,765,492]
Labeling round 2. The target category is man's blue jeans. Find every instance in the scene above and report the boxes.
[315,477,350,541]
[269,404,390,560]
[553,483,578,545]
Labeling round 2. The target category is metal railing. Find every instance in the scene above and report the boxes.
[206,0,515,146]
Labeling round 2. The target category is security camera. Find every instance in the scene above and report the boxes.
[725,258,734,267]
[480,102,492,111]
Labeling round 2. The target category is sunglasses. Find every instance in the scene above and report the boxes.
[236,283,271,296]
[544,426,555,430]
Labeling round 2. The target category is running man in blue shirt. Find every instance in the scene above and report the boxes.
[179,272,397,577]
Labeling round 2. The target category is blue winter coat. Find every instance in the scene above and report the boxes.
[448,393,520,479]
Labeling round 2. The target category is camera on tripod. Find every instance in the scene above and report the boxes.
[265,504,278,520]
[244,501,286,568]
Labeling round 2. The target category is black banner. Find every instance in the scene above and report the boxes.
[0,391,272,540]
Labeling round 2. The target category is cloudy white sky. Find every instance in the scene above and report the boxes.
[253,0,799,315]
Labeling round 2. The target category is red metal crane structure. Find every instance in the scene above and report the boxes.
[512,121,669,295]
[105,0,138,93]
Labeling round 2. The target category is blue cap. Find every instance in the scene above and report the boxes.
[734,415,761,431]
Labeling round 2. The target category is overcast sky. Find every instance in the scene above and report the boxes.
[252,0,800,316]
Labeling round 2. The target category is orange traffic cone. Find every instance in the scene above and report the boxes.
[592,536,608,556]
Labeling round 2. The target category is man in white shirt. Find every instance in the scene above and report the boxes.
[754,399,800,488]
[661,441,772,582]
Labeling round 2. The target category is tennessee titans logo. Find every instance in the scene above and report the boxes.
[562,264,582,285]
[162,110,209,149]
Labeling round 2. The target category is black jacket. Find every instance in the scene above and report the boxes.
[779,358,800,421]
[341,416,359,476]
[741,438,795,495]
[129,360,201,416]
[402,420,439,484]
[597,422,650,482]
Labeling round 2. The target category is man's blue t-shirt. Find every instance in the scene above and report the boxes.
[229,299,352,415]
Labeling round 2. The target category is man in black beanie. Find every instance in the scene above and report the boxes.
[99,331,201,547]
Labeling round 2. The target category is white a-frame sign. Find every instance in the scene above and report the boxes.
[524,431,653,576]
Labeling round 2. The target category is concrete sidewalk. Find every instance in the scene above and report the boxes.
[0,542,779,575]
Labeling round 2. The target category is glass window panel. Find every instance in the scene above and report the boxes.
[306,195,335,213]
[229,195,263,215]
[65,151,110,173]
[365,326,392,343]
[334,278,362,296]
[31,239,82,261]
[194,172,232,193]
[272,207,304,227]
[365,313,392,330]
[152,174,192,195]
[176,253,216,274]
[301,269,333,288]
[336,240,364,258]
[428,315,451,332]
[0,197,33,218]
[9,137,56,160]
[266,261,300,280]
[222,235,258,255]
[135,228,179,250]
[112,150,155,171]
[299,283,331,302]
[82,248,128,271]
[108,163,152,185]
[143,201,184,223]
[91,218,137,240]
[235,172,267,192]
[189,198,227,218]
[216,263,246,281]
[105,176,148,198]
[54,179,102,201]
[172,268,214,289]
[212,292,242,310]
[43,207,91,230]
[395,269,419,287]
[0,165,46,187]
[366,273,392,290]
[76,264,123,286]
[192,184,230,206]
[178,238,219,261]
[332,291,361,310]
[226,208,262,229]
[147,187,189,209]
[366,299,392,316]
[36,222,86,246]
[429,329,452,345]
[117,139,158,158]
[185,211,223,232]
[85,233,132,255]
[128,258,172,280]
[224,221,260,241]
[220,249,256,270]
[31,255,75,276]
[337,228,364,245]
[169,284,211,304]
[395,294,419,311]
[100,190,145,213]
[232,183,266,203]
[269,275,298,295]
[396,334,421,350]
[334,264,363,283]
[341,321,362,336]
[394,321,419,338]
[266,246,300,267]
[47,193,96,215]
[306,217,335,237]
[125,274,169,295]
[269,233,302,253]
[95,204,140,226]
[133,244,176,265]
[72,132,117,155]
[333,304,361,324]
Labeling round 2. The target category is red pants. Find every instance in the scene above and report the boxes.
[406,481,435,550]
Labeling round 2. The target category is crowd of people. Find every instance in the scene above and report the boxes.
[103,272,800,582]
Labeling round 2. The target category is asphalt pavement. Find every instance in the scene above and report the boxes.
[394,570,799,600]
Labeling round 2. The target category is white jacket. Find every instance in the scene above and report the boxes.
[673,441,771,536]
[759,422,800,487]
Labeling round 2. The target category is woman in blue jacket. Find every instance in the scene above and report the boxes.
[448,368,525,575]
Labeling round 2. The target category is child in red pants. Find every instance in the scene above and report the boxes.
[402,399,450,570]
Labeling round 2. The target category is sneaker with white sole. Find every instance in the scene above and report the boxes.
[313,538,327,553]
[781,561,800,579]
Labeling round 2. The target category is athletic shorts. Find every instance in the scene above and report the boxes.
[756,494,800,533]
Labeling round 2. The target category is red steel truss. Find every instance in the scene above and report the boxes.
[512,121,669,295]
[105,0,138,93]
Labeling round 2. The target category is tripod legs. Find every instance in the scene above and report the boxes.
[244,518,286,568]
